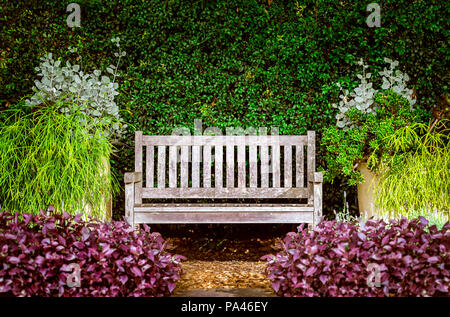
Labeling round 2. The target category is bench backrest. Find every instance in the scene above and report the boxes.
[133,131,316,204]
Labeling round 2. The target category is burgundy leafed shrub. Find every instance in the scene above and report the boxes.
[262,217,450,297]
[0,208,186,297]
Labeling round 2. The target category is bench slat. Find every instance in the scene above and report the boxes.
[307,131,315,204]
[284,145,292,188]
[261,145,269,187]
[192,145,200,188]
[157,146,166,188]
[141,187,309,198]
[214,145,223,188]
[272,144,280,187]
[296,145,304,187]
[135,205,313,212]
[146,145,154,188]
[142,135,307,146]
[135,131,143,204]
[180,146,189,188]
[249,145,257,188]
[226,145,234,187]
[237,144,246,187]
[134,211,313,224]
[169,146,177,188]
[203,145,211,188]
[136,203,312,207]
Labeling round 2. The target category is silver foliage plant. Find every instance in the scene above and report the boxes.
[27,37,127,137]
[333,58,416,130]
[379,58,416,107]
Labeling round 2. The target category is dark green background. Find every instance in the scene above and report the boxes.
[1,0,448,219]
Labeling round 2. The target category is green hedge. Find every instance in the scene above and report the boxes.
[1,0,448,217]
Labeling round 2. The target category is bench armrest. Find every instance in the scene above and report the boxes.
[124,172,142,227]
[124,172,142,184]
[308,172,323,184]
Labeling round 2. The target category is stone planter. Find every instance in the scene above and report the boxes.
[80,156,112,222]
[356,162,380,219]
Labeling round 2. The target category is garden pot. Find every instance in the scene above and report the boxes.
[356,162,380,219]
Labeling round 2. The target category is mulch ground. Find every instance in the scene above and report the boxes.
[160,225,289,294]
[172,260,274,295]
[166,236,283,261]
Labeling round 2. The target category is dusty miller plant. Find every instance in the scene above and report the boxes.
[27,37,127,137]
[334,59,377,129]
[380,58,416,108]
[333,57,415,130]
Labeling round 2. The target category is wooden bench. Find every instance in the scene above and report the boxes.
[124,131,323,228]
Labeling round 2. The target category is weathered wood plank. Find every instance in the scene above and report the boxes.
[296,145,304,188]
[146,146,154,188]
[260,145,269,187]
[124,181,134,226]
[157,145,166,188]
[203,145,211,188]
[192,145,200,188]
[272,144,280,187]
[124,172,142,184]
[134,131,143,204]
[214,145,223,188]
[307,131,315,204]
[142,135,308,146]
[134,211,314,224]
[313,172,323,183]
[134,205,314,212]
[168,146,177,188]
[313,172,323,227]
[237,144,246,188]
[249,145,257,188]
[141,187,309,198]
[226,145,234,187]
[180,146,189,188]
[136,203,313,208]
[284,145,292,188]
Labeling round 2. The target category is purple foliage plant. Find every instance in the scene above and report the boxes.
[0,207,186,297]
[262,217,449,297]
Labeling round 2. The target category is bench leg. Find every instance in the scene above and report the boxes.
[312,172,323,228]
[124,181,135,228]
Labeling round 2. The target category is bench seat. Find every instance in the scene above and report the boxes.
[133,203,314,224]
